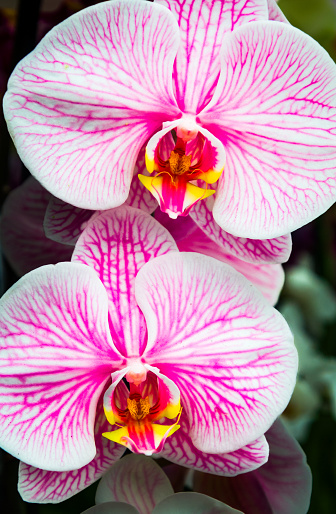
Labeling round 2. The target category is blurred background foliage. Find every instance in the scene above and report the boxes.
[0,0,336,512]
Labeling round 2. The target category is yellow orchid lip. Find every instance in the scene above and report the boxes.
[103,369,181,455]
[142,134,224,218]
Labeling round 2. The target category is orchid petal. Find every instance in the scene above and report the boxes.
[44,196,94,246]
[193,419,312,514]
[152,492,243,514]
[252,418,312,514]
[18,398,125,503]
[190,198,292,264]
[72,206,178,357]
[136,253,297,454]
[160,413,269,476]
[0,177,72,275]
[96,454,173,513]
[82,504,139,514]
[0,262,124,470]
[200,21,336,238]
[267,0,288,22]
[4,0,181,209]
[155,0,268,112]
[177,225,284,305]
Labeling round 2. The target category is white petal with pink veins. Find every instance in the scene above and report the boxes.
[72,206,178,357]
[155,0,268,112]
[4,0,181,209]
[200,21,336,238]
[0,263,124,470]
[160,413,269,476]
[136,253,297,454]
[96,454,173,513]
[18,398,126,503]
[190,198,291,264]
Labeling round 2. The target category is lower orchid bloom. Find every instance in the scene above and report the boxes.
[4,0,336,240]
[0,206,297,503]
[81,454,242,514]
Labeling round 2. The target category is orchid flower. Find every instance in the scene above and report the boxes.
[0,206,297,502]
[4,0,336,240]
[81,454,242,514]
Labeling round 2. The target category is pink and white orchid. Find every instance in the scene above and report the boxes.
[0,206,297,502]
[4,0,336,239]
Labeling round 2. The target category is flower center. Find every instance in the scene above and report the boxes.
[139,133,224,219]
[103,370,181,455]
[127,395,151,420]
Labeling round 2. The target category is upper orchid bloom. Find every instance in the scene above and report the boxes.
[4,0,336,239]
[0,206,297,502]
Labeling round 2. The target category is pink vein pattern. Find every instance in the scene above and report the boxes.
[0,263,124,470]
[155,0,268,112]
[200,21,336,237]
[4,0,181,209]
[72,206,178,357]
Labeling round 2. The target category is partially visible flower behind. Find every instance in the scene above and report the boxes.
[0,177,73,276]
[0,206,297,503]
[193,417,312,514]
[279,259,336,440]
[0,176,286,304]
[4,0,336,240]
[81,454,242,514]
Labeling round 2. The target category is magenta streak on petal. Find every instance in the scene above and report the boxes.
[4,0,181,209]
[190,197,291,264]
[155,0,268,112]
[18,397,126,504]
[72,206,178,357]
[0,177,72,275]
[136,252,297,454]
[0,263,124,471]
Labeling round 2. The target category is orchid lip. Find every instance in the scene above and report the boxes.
[103,368,181,455]
[142,128,224,218]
